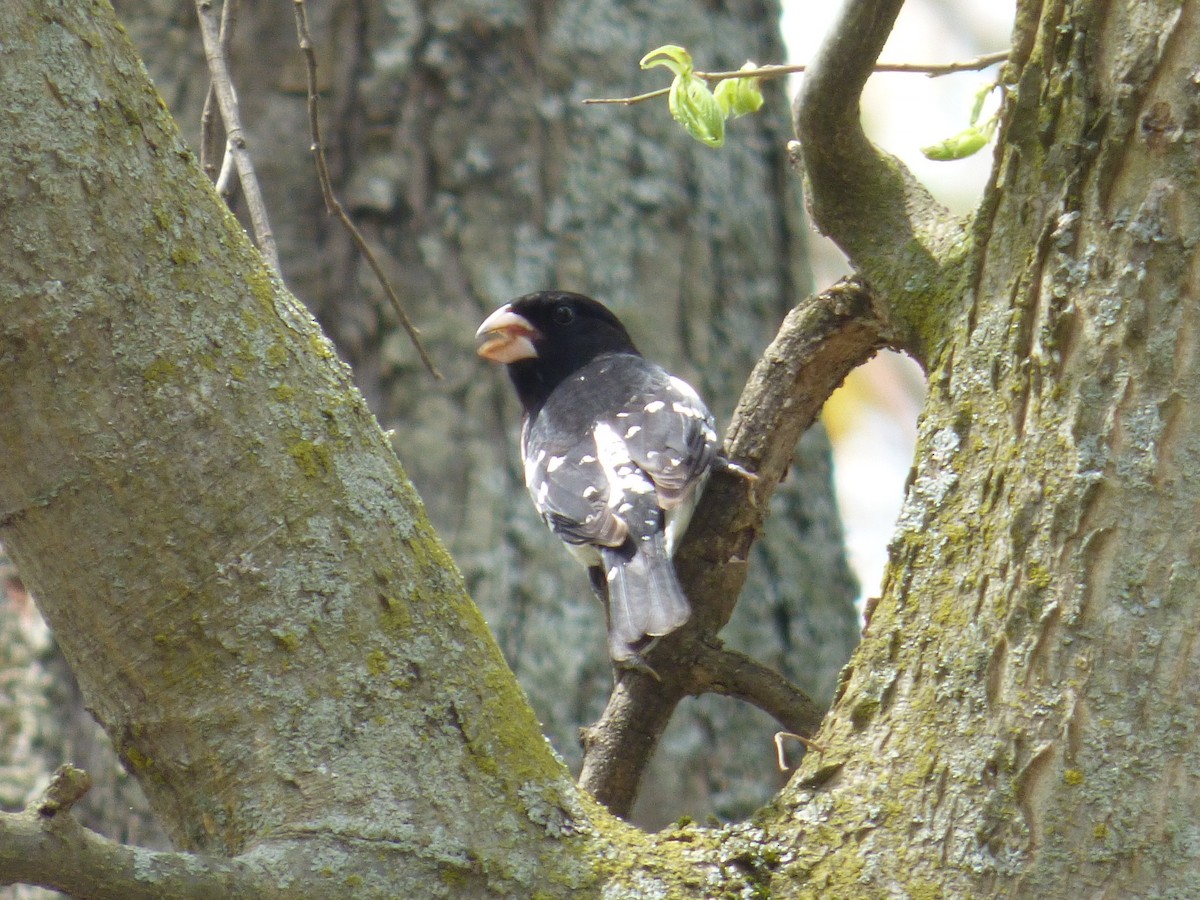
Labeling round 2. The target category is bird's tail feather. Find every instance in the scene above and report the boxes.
[600,535,690,661]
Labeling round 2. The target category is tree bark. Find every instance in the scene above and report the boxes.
[783,0,1200,894]
[1,1,853,895]
[0,4,580,892]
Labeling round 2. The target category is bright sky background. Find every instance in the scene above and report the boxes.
[780,0,1016,605]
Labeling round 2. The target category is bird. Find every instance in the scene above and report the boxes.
[476,290,721,665]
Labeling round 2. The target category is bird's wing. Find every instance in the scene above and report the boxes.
[614,372,719,508]
[521,422,628,548]
[521,355,717,546]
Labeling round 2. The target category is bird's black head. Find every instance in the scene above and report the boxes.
[476,291,640,413]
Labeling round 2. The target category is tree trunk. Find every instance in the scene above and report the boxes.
[1,5,579,894]
[783,0,1200,894]
[2,0,862,854]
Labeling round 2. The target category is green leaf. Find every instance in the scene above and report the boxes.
[714,63,764,118]
[640,45,695,79]
[669,74,725,148]
[968,81,997,126]
[921,126,991,161]
[922,81,1002,161]
[642,44,723,147]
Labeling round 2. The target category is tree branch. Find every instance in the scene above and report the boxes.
[582,50,1010,106]
[0,766,263,898]
[198,0,238,183]
[688,643,825,738]
[579,677,686,815]
[579,278,893,817]
[194,0,280,274]
[793,0,972,364]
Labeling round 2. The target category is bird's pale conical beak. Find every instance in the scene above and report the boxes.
[476,305,541,363]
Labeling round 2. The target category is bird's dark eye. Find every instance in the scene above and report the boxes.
[551,304,575,326]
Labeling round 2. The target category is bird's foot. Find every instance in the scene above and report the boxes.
[612,650,662,683]
[714,454,760,506]
[714,454,757,482]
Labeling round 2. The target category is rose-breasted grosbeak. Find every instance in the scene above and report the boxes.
[477,291,719,664]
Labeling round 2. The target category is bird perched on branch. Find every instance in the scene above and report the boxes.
[476,291,721,665]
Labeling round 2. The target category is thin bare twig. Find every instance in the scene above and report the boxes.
[582,49,1009,106]
[199,92,221,182]
[214,140,237,199]
[291,0,442,380]
[774,732,826,771]
[194,0,280,274]
[198,0,239,181]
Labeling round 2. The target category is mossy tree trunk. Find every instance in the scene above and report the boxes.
[781,0,1200,894]
[1,0,862,858]
[1,5,583,894]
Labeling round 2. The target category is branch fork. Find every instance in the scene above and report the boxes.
[579,278,893,817]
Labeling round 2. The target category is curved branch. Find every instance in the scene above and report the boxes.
[675,278,893,638]
[577,640,827,813]
[688,643,825,737]
[579,278,891,817]
[793,0,970,363]
[799,0,904,134]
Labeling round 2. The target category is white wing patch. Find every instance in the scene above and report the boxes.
[668,375,702,401]
[593,422,656,508]
[524,447,546,486]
